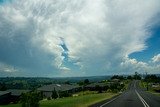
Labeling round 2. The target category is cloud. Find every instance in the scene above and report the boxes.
[152,54,160,63]
[0,0,160,76]
[120,57,148,74]
[0,62,17,73]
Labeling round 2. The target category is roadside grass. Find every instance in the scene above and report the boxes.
[124,80,130,90]
[148,91,160,96]
[0,92,118,107]
[139,80,160,97]
[40,92,118,107]
[139,81,147,88]
[0,104,20,107]
[74,90,98,96]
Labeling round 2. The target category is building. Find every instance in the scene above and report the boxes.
[37,84,81,99]
[0,91,11,105]
[0,89,30,105]
[85,83,109,91]
[6,89,30,103]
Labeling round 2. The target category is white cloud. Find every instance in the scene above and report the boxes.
[152,54,160,63]
[0,62,17,73]
[0,0,160,76]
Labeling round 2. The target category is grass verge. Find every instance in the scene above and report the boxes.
[139,80,160,97]
[40,92,118,107]
[148,91,160,96]
[0,92,118,107]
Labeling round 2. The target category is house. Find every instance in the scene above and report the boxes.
[0,91,11,105]
[6,89,30,103]
[37,84,81,99]
[111,79,120,82]
[85,83,108,91]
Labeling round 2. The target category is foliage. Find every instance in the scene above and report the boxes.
[95,85,102,93]
[127,76,133,80]
[144,75,160,83]
[20,92,41,107]
[59,91,71,98]
[52,88,58,99]
[84,79,90,85]
[0,82,7,91]
[77,79,90,86]
[77,81,84,86]
[64,81,70,85]
[111,75,125,80]
[0,93,118,107]
[133,73,141,80]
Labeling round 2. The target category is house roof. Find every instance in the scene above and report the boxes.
[0,91,10,96]
[6,89,30,96]
[85,83,107,88]
[37,84,80,92]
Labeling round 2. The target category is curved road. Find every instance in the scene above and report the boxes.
[90,80,160,107]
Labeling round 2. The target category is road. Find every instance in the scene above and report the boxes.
[90,80,160,107]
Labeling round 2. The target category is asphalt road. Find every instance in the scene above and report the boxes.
[90,80,160,107]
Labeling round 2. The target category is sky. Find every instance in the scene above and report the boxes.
[0,0,160,77]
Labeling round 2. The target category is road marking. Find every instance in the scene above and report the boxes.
[135,90,150,107]
[99,95,120,107]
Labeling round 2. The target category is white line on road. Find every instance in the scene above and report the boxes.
[99,95,120,107]
[135,90,150,107]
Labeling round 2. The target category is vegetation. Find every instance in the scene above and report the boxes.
[59,91,71,98]
[40,93,118,107]
[144,75,160,83]
[20,92,42,107]
[52,89,58,99]
[0,93,118,107]
[0,74,139,107]
[0,82,7,91]
[111,75,125,80]
[140,75,160,96]
[77,79,90,86]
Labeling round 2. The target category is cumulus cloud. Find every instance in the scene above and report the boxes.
[0,0,160,76]
[152,54,160,63]
[0,62,17,73]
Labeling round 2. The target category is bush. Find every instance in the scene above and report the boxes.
[59,91,71,98]
[112,89,119,93]
[20,92,41,107]
[52,89,58,99]
[95,85,102,93]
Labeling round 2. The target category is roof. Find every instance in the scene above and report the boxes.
[85,83,107,88]
[6,89,30,96]
[0,91,10,96]
[37,84,80,92]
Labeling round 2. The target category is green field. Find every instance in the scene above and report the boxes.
[0,93,118,107]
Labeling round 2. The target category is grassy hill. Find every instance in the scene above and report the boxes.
[0,92,118,107]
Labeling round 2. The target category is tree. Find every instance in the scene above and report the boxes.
[52,88,58,99]
[133,72,141,80]
[84,79,89,85]
[111,75,125,80]
[77,81,84,86]
[20,92,41,107]
[127,76,132,80]
[59,91,71,98]
[95,85,102,93]
[145,75,159,83]
[0,82,7,91]
[64,81,70,85]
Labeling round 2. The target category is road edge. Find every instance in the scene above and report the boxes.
[88,93,121,107]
